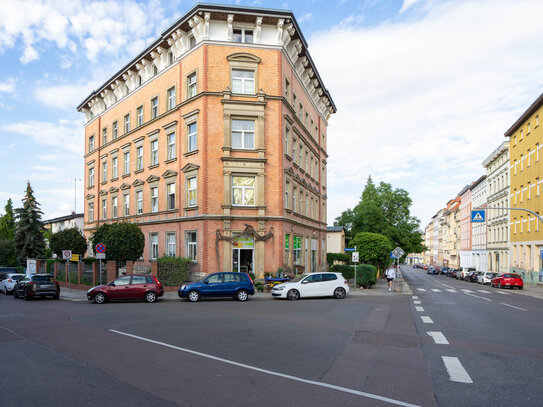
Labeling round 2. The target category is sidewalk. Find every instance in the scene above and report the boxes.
[60,276,411,302]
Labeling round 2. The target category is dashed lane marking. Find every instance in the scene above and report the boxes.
[500,303,528,311]
[426,331,449,345]
[463,292,492,302]
[417,288,426,292]
[413,300,421,305]
[441,357,473,384]
[412,296,419,299]
[441,284,455,289]
[415,306,425,312]
[431,289,442,292]
[109,329,422,407]
[461,289,473,293]
[421,316,434,324]
[476,290,491,294]
[495,290,511,295]
[446,289,457,293]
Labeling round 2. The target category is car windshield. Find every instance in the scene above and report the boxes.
[12,275,24,281]
[291,275,308,282]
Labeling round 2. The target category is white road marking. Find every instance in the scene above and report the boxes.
[500,303,528,311]
[446,289,457,293]
[109,329,421,407]
[477,290,490,294]
[426,331,449,345]
[441,357,473,384]
[495,290,511,295]
[413,300,421,305]
[441,284,455,289]
[431,289,442,292]
[415,306,425,312]
[463,292,492,302]
[461,289,473,293]
[421,316,434,324]
[417,288,426,292]
[412,296,419,299]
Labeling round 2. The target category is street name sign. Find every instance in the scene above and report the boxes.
[96,253,106,260]
[471,210,485,223]
[62,250,72,260]
[344,248,355,252]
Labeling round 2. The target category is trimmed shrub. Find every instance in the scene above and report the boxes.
[330,264,355,281]
[327,252,351,266]
[355,264,377,288]
[157,256,192,286]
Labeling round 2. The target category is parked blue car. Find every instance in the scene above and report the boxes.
[178,272,255,302]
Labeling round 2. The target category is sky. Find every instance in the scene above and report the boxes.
[1,0,543,229]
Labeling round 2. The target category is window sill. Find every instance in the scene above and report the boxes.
[134,169,144,174]
[110,177,119,182]
[231,148,257,152]
[184,150,199,157]
[122,173,130,178]
[148,164,159,170]
[87,185,94,190]
[231,205,257,209]
[165,158,177,164]
[184,206,198,211]
[284,154,292,161]
[285,208,292,213]
[101,181,107,185]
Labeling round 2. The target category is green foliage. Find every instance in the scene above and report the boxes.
[157,255,192,285]
[82,257,97,264]
[56,268,66,281]
[254,281,264,292]
[334,177,426,254]
[0,199,15,240]
[326,252,351,266]
[14,182,46,263]
[0,239,18,266]
[249,272,256,282]
[355,264,377,288]
[349,232,392,272]
[91,222,145,262]
[330,264,354,280]
[50,227,88,258]
[46,259,60,274]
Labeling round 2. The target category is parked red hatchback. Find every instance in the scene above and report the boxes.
[87,274,163,303]
[491,273,523,290]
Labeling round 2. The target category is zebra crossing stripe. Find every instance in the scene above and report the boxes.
[415,306,425,312]
[431,289,442,292]
[421,316,433,323]
[477,290,490,294]
[461,289,473,293]
[446,289,457,292]
[417,288,426,292]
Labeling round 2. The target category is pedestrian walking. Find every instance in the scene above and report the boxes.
[385,266,396,292]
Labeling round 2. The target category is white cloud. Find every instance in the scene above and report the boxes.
[308,0,543,226]
[0,77,17,93]
[298,12,313,23]
[34,81,100,110]
[400,0,426,13]
[2,119,84,155]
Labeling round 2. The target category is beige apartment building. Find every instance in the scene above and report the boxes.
[77,4,336,278]
[483,141,510,274]
[443,197,460,268]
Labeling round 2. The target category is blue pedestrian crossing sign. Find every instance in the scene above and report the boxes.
[471,210,485,223]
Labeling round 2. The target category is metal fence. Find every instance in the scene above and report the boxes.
[69,262,78,284]
[133,262,152,275]
[81,263,94,286]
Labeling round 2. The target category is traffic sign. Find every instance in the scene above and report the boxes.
[352,252,359,263]
[96,253,106,260]
[344,248,355,252]
[471,210,485,223]
[392,246,405,259]
[95,243,106,253]
[62,250,72,260]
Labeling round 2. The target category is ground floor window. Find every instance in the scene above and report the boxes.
[293,235,302,265]
[284,234,290,266]
[150,233,159,260]
[186,231,197,261]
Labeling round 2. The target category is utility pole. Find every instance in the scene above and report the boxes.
[72,178,82,213]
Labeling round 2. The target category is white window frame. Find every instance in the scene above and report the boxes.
[151,186,158,213]
[102,161,107,183]
[112,157,118,179]
[123,192,129,216]
[123,151,130,175]
[112,121,118,139]
[187,177,197,207]
[112,196,118,218]
[187,122,197,152]
[166,232,176,256]
[88,202,94,222]
[231,119,255,150]
[124,114,130,133]
[167,132,176,160]
[186,231,197,261]
[136,190,143,214]
[151,97,159,119]
[231,69,255,94]
[137,106,143,126]
[89,135,94,152]
[167,182,176,210]
[233,28,253,43]
[232,176,255,206]
[167,87,176,110]
[88,167,95,187]
[136,146,143,170]
[150,233,159,260]
[102,127,107,144]
[150,140,158,165]
[101,199,107,219]
[187,72,197,98]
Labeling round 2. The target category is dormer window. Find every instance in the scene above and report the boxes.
[233,28,253,43]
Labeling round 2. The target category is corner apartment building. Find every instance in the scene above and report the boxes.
[77,4,336,278]
[483,141,509,273]
[505,93,543,284]
[471,175,487,271]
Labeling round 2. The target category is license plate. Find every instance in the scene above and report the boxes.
[39,284,52,289]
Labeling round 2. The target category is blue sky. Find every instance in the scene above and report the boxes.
[1,0,542,229]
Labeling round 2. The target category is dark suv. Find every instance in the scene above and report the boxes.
[178,272,255,302]
[13,274,60,300]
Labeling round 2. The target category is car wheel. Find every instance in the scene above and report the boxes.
[144,291,157,303]
[333,287,346,299]
[53,293,59,300]
[94,292,106,304]
[24,290,31,301]
[13,289,18,299]
[236,290,249,302]
[287,289,300,301]
[3,287,7,295]
[519,286,523,290]
[187,290,200,302]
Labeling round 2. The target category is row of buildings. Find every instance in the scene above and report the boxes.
[418,92,543,286]
[77,4,335,278]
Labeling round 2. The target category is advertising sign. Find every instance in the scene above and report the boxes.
[232,236,254,249]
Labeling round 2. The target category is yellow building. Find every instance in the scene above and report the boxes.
[504,93,543,285]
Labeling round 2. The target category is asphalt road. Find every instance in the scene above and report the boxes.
[402,266,543,407]
[1,272,541,407]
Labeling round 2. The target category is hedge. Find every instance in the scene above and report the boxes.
[330,264,377,288]
[330,264,354,280]
[157,256,192,286]
[327,252,351,266]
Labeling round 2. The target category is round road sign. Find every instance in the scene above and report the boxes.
[95,243,106,253]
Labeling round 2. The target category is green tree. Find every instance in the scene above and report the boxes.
[0,198,15,240]
[0,239,17,266]
[14,182,46,262]
[349,232,392,272]
[91,222,144,262]
[334,176,426,254]
[50,227,88,258]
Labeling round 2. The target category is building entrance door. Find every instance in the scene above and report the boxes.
[232,235,254,274]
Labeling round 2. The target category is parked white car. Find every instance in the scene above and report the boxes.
[477,271,498,285]
[1,273,26,294]
[271,272,349,300]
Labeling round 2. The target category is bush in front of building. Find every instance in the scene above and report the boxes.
[157,255,192,286]
[91,222,145,262]
[355,264,377,288]
[326,252,351,266]
[330,264,354,280]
